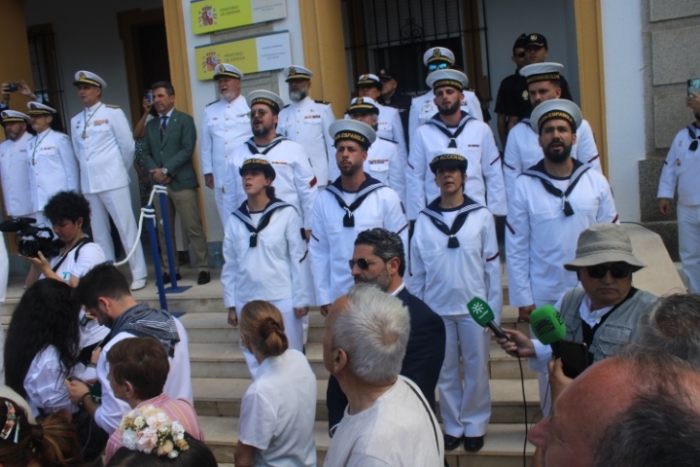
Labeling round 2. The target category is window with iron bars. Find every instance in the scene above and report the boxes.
[27,24,67,132]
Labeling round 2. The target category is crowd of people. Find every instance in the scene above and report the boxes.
[0,29,699,466]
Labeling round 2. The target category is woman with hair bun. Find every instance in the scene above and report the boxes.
[234,300,317,467]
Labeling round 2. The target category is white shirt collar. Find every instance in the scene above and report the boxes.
[253,352,285,381]
[579,294,614,327]
[159,108,175,119]
[85,101,102,112]
[390,282,405,296]
[35,127,51,138]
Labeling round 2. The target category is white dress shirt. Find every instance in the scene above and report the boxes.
[0,131,33,216]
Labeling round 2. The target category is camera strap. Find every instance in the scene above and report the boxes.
[52,237,92,273]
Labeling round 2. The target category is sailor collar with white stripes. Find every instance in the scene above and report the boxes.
[232,198,291,247]
[326,174,385,227]
[521,159,590,216]
[420,196,483,248]
[246,135,288,155]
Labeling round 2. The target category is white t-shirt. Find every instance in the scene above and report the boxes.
[238,350,317,467]
[43,241,109,348]
[325,376,444,467]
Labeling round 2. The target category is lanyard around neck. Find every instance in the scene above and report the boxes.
[82,103,104,138]
[31,130,52,165]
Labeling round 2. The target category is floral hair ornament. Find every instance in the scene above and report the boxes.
[119,405,188,458]
[0,401,19,444]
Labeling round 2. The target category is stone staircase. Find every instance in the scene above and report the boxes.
[2,268,538,466]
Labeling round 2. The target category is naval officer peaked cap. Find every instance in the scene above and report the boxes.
[213,63,243,80]
[246,90,285,113]
[284,65,313,81]
[520,62,565,85]
[429,147,468,174]
[73,70,106,88]
[347,97,379,115]
[1,110,30,123]
[423,47,455,66]
[329,119,376,150]
[426,69,469,91]
[26,101,56,116]
[530,98,583,133]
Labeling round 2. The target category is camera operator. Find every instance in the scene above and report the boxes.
[24,191,109,359]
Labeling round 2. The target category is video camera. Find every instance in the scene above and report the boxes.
[0,217,60,258]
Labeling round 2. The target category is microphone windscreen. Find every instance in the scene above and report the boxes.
[467,297,495,327]
[530,305,566,345]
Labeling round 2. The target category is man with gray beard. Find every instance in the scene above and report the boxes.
[278,65,336,189]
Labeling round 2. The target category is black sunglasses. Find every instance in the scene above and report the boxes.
[348,258,379,270]
[515,51,526,58]
[247,109,268,118]
[586,263,632,279]
[427,62,449,72]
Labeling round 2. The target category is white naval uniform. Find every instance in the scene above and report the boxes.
[505,160,619,308]
[71,102,147,281]
[407,112,506,220]
[411,198,501,437]
[0,131,33,216]
[26,129,80,214]
[309,175,408,305]
[503,118,601,202]
[278,97,335,187]
[658,123,700,292]
[225,136,318,230]
[347,104,408,165]
[222,199,313,374]
[329,137,406,203]
[408,89,483,138]
[200,95,252,225]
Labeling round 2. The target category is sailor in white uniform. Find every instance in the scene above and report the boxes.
[408,46,483,139]
[200,63,252,226]
[222,157,312,375]
[411,149,501,453]
[506,99,618,321]
[278,65,336,188]
[352,73,408,165]
[26,102,79,227]
[331,97,405,202]
[224,90,318,236]
[310,120,408,316]
[504,62,601,202]
[70,71,147,290]
[658,93,700,293]
[0,110,33,218]
[407,69,506,221]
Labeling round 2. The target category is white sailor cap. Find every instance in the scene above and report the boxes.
[520,62,565,85]
[284,65,313,81]
[347,97,379,115]
[356,73,381,88]
[1,110,30,124]
[26,101,56,116]
[213,63,243,80]
[429,147,468,174]
[423,47,455,66]
[426,69,469,91]
[73,70,106,88]
[530,98,583,133]
[246,90,285,113]
[329,119,376,150]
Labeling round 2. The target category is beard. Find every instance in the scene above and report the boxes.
[353,267,391,292]
[543,140,573,164]
[339,159,363,177]
[289,88,308,103]
[437,100,461,116]
[252,122,273,137]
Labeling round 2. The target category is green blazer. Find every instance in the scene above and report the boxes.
[141,108,199,191]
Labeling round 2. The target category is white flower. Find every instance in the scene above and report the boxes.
[147,411,169,428]
[168,450,179,459]
[122,429,137,450]
[171,421,185,440]
[134,416,146,429]
[136,426,158,453]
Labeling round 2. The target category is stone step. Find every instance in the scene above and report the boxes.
[193,377,541,424]
[199,416,534,465]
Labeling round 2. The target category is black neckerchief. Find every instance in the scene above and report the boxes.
[232,197,291,247]
[325,174,385,227]
[246,134,287,155]
[522,159,590,216]
[420,196,483,248]
[687,124,699,151]
[426,111,473,148]
[581,287,638,364]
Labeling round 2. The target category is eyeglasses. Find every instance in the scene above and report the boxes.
[247,109,268,118]
[348,258,380,270]
[427,62,449,72]
[515,51,526,58]
[586,263,632,279]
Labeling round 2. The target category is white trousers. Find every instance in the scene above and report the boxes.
[678,204,700,293]
[214,186,231,229]
[236,298,304,378]
[439,314,491,437]
[85,187,147,280]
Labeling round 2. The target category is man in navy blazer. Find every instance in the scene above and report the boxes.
[326,228,446,436]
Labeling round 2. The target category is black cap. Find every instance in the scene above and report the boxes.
[378,68,393,80]
[513,33,528,52]
[524,33,548,49]
[239,158,276,181]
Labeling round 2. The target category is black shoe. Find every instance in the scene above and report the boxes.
[197,271,211,285]
[162,272,181,284]
[444,434,461,452]
[463,436,484,452]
